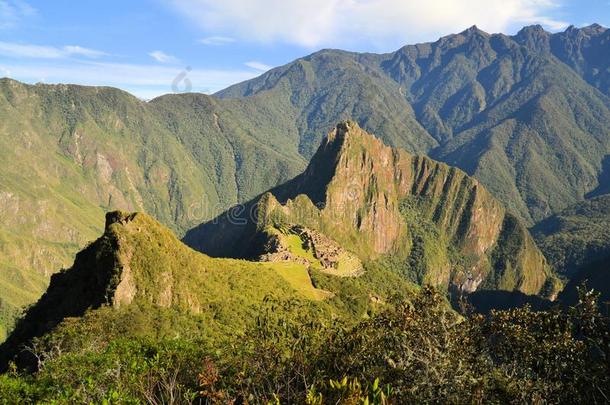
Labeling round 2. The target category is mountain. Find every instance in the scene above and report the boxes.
[218,24,610,224]
[0,209,417,370]
[2,23,609,337]
[186,122,559,298]
[0,80,306,338]
[559,255,610,309]
[532,194,610,279]
[531,194,610,311]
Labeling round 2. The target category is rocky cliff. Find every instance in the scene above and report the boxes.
[187,122,559,297]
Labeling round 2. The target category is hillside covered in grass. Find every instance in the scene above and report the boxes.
[0,209,418,371]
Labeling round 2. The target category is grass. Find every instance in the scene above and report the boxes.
[266,262,331,301]
[283,233,317,262]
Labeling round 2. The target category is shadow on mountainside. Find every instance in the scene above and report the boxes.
[586,155,610,199]
[0,213,126,372]
[463,290,555,314]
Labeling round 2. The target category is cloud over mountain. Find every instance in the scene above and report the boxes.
[169,0,568,47]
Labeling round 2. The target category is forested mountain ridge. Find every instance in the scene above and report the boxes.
[218,24,610,224]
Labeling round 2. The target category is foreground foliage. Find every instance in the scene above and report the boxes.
[1,286,608,404]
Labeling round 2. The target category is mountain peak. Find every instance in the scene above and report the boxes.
[581,23,607,35]
[516,24,547,36]
[187,122,558,298]
[514,24,551,50]
[1,208,345,370]
[326,120,355,144]
[460,25,488,36]
[324,120,374,148]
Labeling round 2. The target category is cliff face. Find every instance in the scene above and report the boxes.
[188,122,558,297]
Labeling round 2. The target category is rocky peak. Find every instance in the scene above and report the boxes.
[191,122,559,298]
[517,24,547,35]
[105,211,138,231]
[580,23,608,36]
[460,25,489,37]
[514,24,551,52]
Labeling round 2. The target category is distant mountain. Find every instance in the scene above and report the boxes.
[186,122,559,298]
[532,194,610,279]
[218,24,610,224]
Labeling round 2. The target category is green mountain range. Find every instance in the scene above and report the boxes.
[1,23,609,340]
[0,121,559,369]
[217,24,610,224]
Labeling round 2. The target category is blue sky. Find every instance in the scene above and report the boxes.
[0,0,608,99]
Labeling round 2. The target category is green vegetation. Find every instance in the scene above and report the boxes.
[268,262,331,301]
[395,196,454,285]
[190,122,557,298]
[2,24,609,336]
[1,286,607,403]
[533,194,610,279]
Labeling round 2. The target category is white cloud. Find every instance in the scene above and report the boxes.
[0,59,258,98]
[169,0,569,48]
[63,45,108,58]
[0,41,107,59]
[244,61,272,71]
[199,35,236,45]
[0,0,36,29]
[149,50,179,63]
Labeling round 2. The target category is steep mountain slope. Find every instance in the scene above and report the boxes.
[547,24,610,95]
[0,209,417,370]
[559,255,610,309]
[186,122,558,297]
[532,194,610,280]
[0,79,305,338]
[217,49,437,157]
[218,25,610,224]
